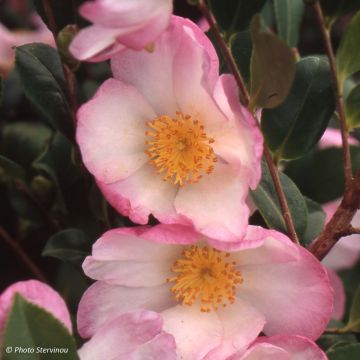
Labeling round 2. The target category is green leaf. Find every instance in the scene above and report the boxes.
[342,286,360,332]
[273,0,304,48]
[251,161,308,236]
[261,56,335,159]
[2,122,52,168]
[15,44,74,139]
[249,15,295,110]
[230,31,253,87]
[2,295,79,360]
[0,155,26,182]
[42,228,90,266]
[345,84,360,129]
[336,10,360,86]
[209,0,267,34]
[300,197,325,247]
[327,343,360,360]
[285,146,360,203]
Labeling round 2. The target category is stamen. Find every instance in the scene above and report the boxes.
[166,245,243,312]
[145,112,217,186]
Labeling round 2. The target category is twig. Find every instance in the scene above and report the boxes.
[0,226,48,283]
[197,0,299,244]
[324,328,360,335]
[312,1,353,190]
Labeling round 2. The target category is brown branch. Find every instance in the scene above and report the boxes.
[197,0,299,244]
[324,328,360,335]
[312,1,353,190]
[308,171,360,259]
[0,226,48,283]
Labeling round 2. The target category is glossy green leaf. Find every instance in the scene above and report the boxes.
[209,0,267,33]
[285,146,360,203]
[230,31,252,86]
[2,295,79,360]
[342,286,360,332]
[249,15,295,110]
[15,44,74,139]
[336,10,360,86]
[327,343,360,360]
[300,198,325,247]
[274,0,304,48]
[345,84,360,129]
[43,228,90,266]
[261,56,335,159]
[251,161,308,236]
[2,122,52,168]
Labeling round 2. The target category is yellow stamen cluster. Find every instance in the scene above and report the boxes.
[167,246,243,312]
[145,112,217,186]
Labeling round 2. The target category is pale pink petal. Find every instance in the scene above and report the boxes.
[69,25,126,61]
[82,228,186,287]
[78,310,176,360]
[233,231,333,339]
[204,299,265,359]
[111,16,219,115]
[255,335,327,360]
[98,163,178,224]
[77,79,154,184]
[327,268,345,321]
[175,163,250,244]
[0,280,72,334]
[232,343,289,360]
[212,75,263,189]
[161,305,222,360]
[77,281,175,338]
[319,127,358,148]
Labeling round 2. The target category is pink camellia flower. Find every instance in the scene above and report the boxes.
[0,279,72,334]
[0,14,54,76]
[77,224,333,360]
[76,16,263,247]
[229,335,327,360]
[69,0,173,62]
[78,310,176,360]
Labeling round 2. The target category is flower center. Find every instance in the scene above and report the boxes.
[167,246,243,312]
[145,112,217,186]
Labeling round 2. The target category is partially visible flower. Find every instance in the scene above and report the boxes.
[77,16,263,247]
[0,14,54,76]
[229,335,327,360]
[70,0,173,62]
[326,268,345,321]
[0,280,72,335]
[322,199,360,271]
[77,224,332,360]
[78,310,176,360]
[319,127,358,149]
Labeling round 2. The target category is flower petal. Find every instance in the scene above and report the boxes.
[98,163,178,224]
[77,78,154,183]
[327,268,345,321]
[233,343,289,360]
[77,281,175,338]
[0,280,72,334]
[175,163,249,244]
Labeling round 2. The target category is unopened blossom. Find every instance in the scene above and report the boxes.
[70,0,173,62]
[78,310,176,360]
[77,224,333,360]
[0,280,72,334]
[0,14,54,76]
[229,335,327,360]
[77,16,263,246]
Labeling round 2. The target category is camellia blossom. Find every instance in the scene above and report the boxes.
[76,16,263,246]
[229,335,327,360]
[77,224,333,360]
[0,280,72,334]
[0,14,54,76]
[70,0,173,62]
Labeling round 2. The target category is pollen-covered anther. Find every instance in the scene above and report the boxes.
[166,245,243,312]
[145,112,217,186]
